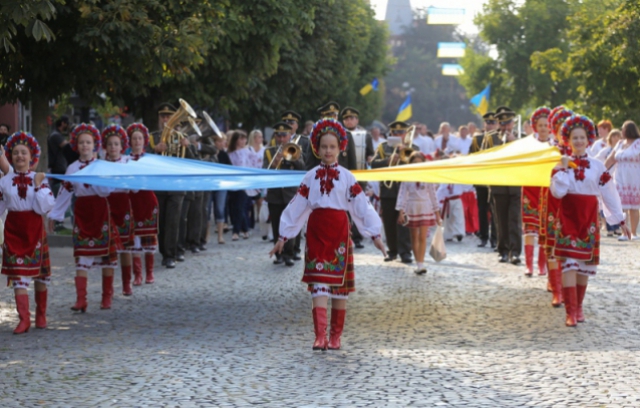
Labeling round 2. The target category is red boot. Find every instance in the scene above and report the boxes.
[551,266,564,307]
[35,290,48,329]
[576,284,587,323]
[328,309,346,350]
[100,275,114,310]
[563,286,578,327]
[312,307,328,350]
[145,253,155,284]
[71,276,88,312]
[132,256,143,286]
[13,294,31,334]
[524,244,534,276]
[121,264,133,296]
[538,246,548,276]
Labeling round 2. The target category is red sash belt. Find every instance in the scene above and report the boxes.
[442,195,461,217]
[554,194,599,263]
[2,211,46,277]
[303,208,350,286]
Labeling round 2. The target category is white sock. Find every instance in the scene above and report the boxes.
[417,262,424,269]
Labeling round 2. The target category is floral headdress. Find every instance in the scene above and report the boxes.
[310,118,348,157]
[126,123,150,148]
[530,107,551,132]
[561,115,596,147]
[70,123,101,152]
[5,131,40,167]
[550,108,573,134]
[101,124,129,153]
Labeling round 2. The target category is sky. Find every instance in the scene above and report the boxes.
[369,0,489,34]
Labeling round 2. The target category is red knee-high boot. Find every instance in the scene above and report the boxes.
[551,266,564,307]
[328,309,346,350]
[121,264,133,296]
[145,253,155,284]
[538,246,548,276]
[71,276,88,312]
[132,256,143,286]
[312,307,328,350]
[562,286,578,327]
[524,244,534,276]
[13,294,31,334]
[35,290,48,329]
[576,284,587,323]
[100,275,114,310]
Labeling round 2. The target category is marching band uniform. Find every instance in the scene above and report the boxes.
[49,124,120,312]
[281,110,306,257]
[102,125,135,296]
[277,119,382,350]
[1,132,54,333]
[127,123,159,285]
[550,115,625,327]
[263,122,305,266]
[371,121,419,263]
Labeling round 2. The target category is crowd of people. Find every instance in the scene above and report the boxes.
[0,98,638,348]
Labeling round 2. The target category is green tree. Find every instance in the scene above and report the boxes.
[0,0,61,52]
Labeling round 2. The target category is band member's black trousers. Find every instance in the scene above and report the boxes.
[493,193,522,258]
[156,191,185,261]
[269,203,295,259]
[380,197,411,257]
[475,186,497,243]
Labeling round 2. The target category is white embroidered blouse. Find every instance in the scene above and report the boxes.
[279,163,382,240]
[0,169,55,215]
[396,182,439,213]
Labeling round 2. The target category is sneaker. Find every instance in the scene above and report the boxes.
[632,236,640,241]
[618,235,629,242]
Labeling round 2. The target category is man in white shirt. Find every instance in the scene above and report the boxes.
[589,119,611,156]
[434,122,462,155]
[412,123,437,155]
[457,125,472,155]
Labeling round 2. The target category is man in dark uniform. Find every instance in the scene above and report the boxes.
[469,112,500,248]
[341,106,374,249]
[371,121,419,264]
[490,106,523,265]
[305,101,357,170]
[263,122,305,267]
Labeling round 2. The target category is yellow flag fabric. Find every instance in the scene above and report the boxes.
[359,83,373,96]
[353,136,560,187]
[477,97,489,116]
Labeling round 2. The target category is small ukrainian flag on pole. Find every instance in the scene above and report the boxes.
[396,94,412,122]
[359,78,379,96]
[470,84,491,116]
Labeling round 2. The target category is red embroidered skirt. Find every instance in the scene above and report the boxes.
[303,208,355,294]
[522,186,541,234]
[129,190,159,236]
[554,194,600,264]
[539,187,562,256]
[2,211,50,279]
[107,192,134,246]
[73,195,120,258]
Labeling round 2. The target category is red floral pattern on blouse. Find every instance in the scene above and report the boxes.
[572,155,590,182]
[599,171,612,186]
[298,183,310,198]
[315,163,340,196]
[12,173,33,200]
[349,183,363,198]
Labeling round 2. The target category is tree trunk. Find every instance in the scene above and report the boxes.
[31,91,50,172]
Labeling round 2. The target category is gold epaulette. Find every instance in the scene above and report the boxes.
[376,143,386,160]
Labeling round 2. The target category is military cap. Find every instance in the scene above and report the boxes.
[341,107,360,119]
[317,101,341,115]
[272,122,292,134]
[157,103,176,115]
[281,110,301,123]
[482,112,497,121]
[388,121,410,131]
[496,110,516,122]
[494,106,512,116]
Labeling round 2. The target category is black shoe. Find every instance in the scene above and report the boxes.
[176,254,185,262]
[490,240,497,248]
[384,254,397,262]
[355,242,365,249]
[165,259,176,269]
[273,256,284,265]
[456,235,463,242]
[493,247,500,253]
[414,268,427,275]
[198,245,207,251]
[400,255,413,264]
[284,258,295,267]
[293,254,302,261]
[190,247,200,254]
[477,239,488,248]
[498,254,509,263]
[161,258,167,266]
[262,235,268,241]
[510,256,521,265]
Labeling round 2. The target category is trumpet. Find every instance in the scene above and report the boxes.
[267,138,303,170]
[383,125,417,188]
[160,98,197,158]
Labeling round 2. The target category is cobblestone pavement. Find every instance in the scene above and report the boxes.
[1,231,640,407]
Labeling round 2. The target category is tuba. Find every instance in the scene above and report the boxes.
[160,98,197,158]
[383,125,417,188]
[200,111,223,139]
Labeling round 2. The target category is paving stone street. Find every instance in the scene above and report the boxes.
[1,232,640,407]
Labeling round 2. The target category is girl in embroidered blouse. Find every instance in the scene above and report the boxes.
[0,132,54,334]
[127,123,159,286]
[551,115,630,327]
[48,124,119,312]
[396,152,441,275]
[270,119,386,351]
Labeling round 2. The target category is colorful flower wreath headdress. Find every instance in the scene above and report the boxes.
[5,131,40,167]
[530,107,551,132]
[70,123,101,152]
[126,123,150,148]
[550,108,574,134]
[310,118,348,157]
[561,115,596,147]
[101,125,129,153]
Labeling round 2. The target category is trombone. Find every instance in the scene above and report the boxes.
[160,98,197,158]
[383,125,417,188]
[266,136,303,170]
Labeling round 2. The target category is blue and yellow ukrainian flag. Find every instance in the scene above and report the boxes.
[470,84,491,116]
[359,78,379,96]
[396,94,412,122]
